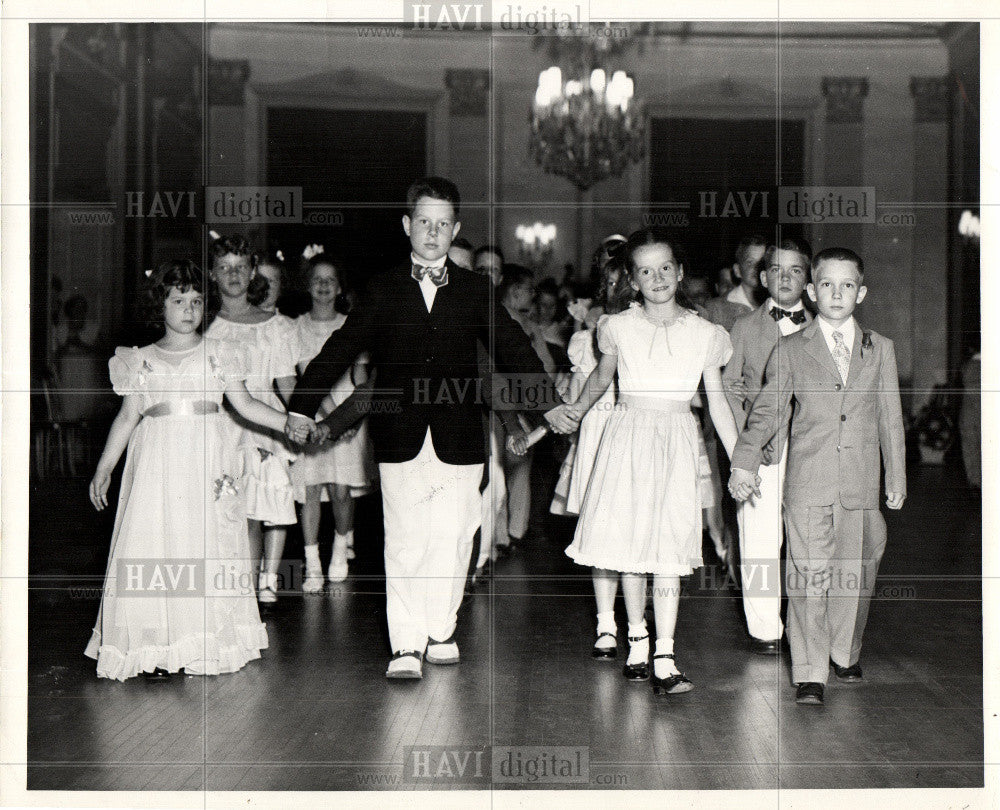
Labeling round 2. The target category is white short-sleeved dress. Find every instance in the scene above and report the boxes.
[565,304,732,575]
[288,311,376,500]
[84,339,269,680]
[205,313,298,524]
[562,321,620,515]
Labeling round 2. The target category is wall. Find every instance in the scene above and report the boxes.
[208,22,954,394]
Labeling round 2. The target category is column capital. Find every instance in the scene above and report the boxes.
[445,68,490,116]
[208,59,250,105]
[910,76,950,123]
[822,77,869,123]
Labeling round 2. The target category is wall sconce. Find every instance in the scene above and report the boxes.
[515,221,557,269]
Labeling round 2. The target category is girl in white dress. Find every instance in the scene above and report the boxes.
[86,260,290,680]
[548,229,740,695]
[290,255,375,590]
[204,236,299,604]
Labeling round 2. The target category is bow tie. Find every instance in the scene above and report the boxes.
[411,263,448,287]
[770,306,806,325]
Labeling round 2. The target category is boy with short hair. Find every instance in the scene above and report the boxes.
[289,177,558,679]
[723,236,813,654]
[700,232,768,332]
[728,247,906,705]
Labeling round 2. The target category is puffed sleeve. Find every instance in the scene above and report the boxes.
[567,329,597,374]
[595,314,618,355]
[108,347,145,397]
[705,323,734,369]
[214,340,251,386]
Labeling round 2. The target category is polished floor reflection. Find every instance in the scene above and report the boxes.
[26,463,982,791]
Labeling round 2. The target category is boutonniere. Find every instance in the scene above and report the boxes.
[861,331,873,358]
[213,474,239,501]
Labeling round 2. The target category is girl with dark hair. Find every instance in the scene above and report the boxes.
[86,260,290,680]
[204,234,300,605]
[290,252,376,589]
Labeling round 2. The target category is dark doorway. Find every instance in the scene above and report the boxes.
[649,117,805,281]
[266,107,427,302]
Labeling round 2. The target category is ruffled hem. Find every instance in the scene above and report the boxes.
[242,447,297,524]
[84,623,269,682]
[564,544,700,576]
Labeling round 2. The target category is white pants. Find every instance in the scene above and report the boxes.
[736,444,788,641]
[502,445,533,541]
[477,425,507,568]
[379,428,483,653]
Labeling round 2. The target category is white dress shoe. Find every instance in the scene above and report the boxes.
[385,651,423,679]
[425,638,460,665]
[302,565,325,593]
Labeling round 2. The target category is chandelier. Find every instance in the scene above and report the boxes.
[528,34,646,191]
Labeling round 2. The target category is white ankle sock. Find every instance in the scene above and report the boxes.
[259,572,277,591]
[654,638,679,676]
[341,529,355,547]
[304,545,321,570]
[596,610,617,636]
[626,622,649,665]
[330,533,349,566]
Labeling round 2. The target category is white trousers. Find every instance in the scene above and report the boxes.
[477,425,507,568]
[379,427,483,653]
[736,444,788,641]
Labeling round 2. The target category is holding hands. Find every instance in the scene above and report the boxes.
[544,403,582,435]
[284,413,324,445]
[728,468,762,502]
[506,428,530,457]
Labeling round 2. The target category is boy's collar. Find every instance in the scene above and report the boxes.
[815,314,857,337]
[766,296,804,312]
[410,251,447,270]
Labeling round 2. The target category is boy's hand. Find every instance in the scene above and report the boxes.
[309,421,332,444]
[728,468,761,502]
[725,378,749,400]
[506,430,529,457]
[544,403,580,435]
[89,469,112,511]
[885,492,905,510]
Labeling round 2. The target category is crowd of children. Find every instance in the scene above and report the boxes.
[85,178,906,708]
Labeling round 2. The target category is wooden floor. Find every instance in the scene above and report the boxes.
[25,457,983,792]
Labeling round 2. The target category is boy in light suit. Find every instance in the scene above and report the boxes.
[728,248,906,705]
[723,237,813,655]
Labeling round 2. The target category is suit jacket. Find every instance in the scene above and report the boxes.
[288,259,558,466]
[723,303,813,430]
[730,319,906,510]
[699,294,754,333]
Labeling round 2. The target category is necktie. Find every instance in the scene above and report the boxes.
[770,306,806,325]
[411,263,448,287]
[832,330,851,383]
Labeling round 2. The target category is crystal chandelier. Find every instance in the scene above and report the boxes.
[529,63,646,191]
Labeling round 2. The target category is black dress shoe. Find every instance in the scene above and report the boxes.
[795,682,824,705]
[651,654,694,695]
[831,660,863,682]
[622,633,649,680]
[592,632,617,659]
[749,637,781,655]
